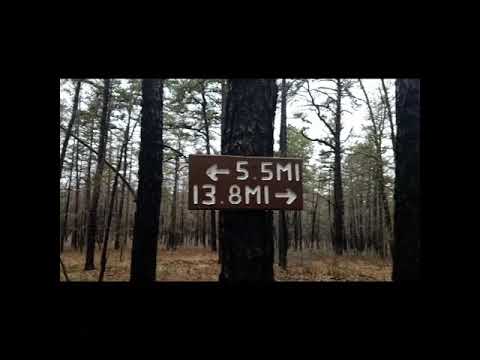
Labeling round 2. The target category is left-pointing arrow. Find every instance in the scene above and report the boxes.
[274,188,297,205]
[206,164,230,181]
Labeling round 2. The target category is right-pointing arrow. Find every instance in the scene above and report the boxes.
[274,188,297,205]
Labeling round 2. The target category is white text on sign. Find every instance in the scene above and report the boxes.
[193,160,301,206]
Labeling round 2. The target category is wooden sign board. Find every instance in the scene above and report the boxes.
[188,154,303,210]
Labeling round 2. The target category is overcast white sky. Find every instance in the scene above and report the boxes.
[60,79,395,184]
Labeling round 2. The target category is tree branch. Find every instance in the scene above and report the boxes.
[60,124,137,200]
[304,81,336,136]
[174,122,208,137]
[301,129,335,150]
[341,127,354,144]
[162,144,188,160]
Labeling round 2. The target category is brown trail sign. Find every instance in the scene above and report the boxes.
[188,154,303,210]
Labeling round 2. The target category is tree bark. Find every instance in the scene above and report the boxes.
[115,109,133,250]
[201,211,206,248]
[333,79,346,254]
[219,79,277,282]
[80,107,96,252]
[381,79,397,164]
[167,152,180,251]
[130,79,164,283]
[120,147,134,261]
[310,191,319,249]
[100,144,114,247]
[61,161,73,252]
[84,79,111,270]
[278,78,289,269]
[180,179,185,248]
[358,79,393,241]
[99,136,129,281]
[199,81,218,253]
[392,79,420,281]
[218,79,228,264]
[60,80,82,181]
[72,119,81,249]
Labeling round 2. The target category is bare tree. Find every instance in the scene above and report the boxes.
[84,79,111,270]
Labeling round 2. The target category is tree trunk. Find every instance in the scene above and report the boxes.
[315,196,321,250]
[349,195,357,252]
[99,144,114,248]
[333,79,345,254]
[84,79,111,270]
[120,147,134,261]
[392,79,420,281]
[381,79,397,164]
[293,211,298,251]
[60,80,82,181]
[168,153,180,251]
[218,79,227,264]
[358,192,365,252]
[372,173,379,253]
[195,211,200,247]
[298,211,303,251]
[72,120,81,249]
[219,79,277,282]
[114,156,127,251]
[278,78,289,269]
[61,161,74,252]
[199,81,218,253]
[80,108,96,252]
[99,135,128,281]
[180,179,185,248]
[310,191,319,249]
[115,109,132,250]
[377,162,393,240]
[359,79,393,247]
[130,79,164,283]
[201,211,206,248]
[377,184,385,257]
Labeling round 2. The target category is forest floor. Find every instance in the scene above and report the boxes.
[60,247,392,281]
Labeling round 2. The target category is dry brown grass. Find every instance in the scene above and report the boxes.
[60,248,392,282]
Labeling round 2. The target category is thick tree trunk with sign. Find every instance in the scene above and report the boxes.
[84,79,110,270]
[219,79,277,281]
[278,78,289,269]
[392,79,420,281]
[130,79,164,283]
